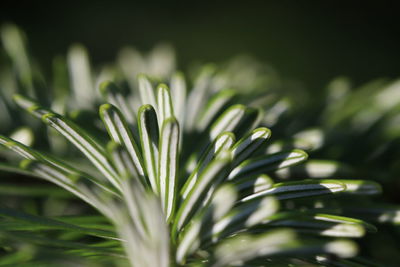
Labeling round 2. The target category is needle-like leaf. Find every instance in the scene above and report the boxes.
[137,104,160,193]
[99,103,146,185]
[196,89,237,131]
[100,81,136,125]
[170,72,186,124]
[13,95,122,190]
[239,179,346,202]
[67,44,95,108]
[42,112,121,191]
[176,184,237,264]
[137,74,157,110]
[231,127,271,165]
[174,152,232,235]
[157,84,174,126]
[158,117,180,221]
[264,212,376,238]
[0,207,119,240]
[228,149,308,181]
[181,132,235,200]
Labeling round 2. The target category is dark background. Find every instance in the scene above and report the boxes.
[1,0,400,90]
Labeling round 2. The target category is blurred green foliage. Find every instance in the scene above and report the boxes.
[0,6,400,265]
[1,1,400,90]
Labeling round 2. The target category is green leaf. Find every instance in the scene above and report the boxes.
[99,81,136,124]
[1,24,34,96]
[0,207,119,240]
[42,112,121,191]
[137,104,160,193]
[115,190,170,267]
[342,205,400,225]
[158,117,180,221]
[212,229,297,267]
[156,84,174,127]
[51,55,70,114]
[228,149,308,181]
[0,183,72,198]
[18,159,114,216]
[239,179,346,202]
[0,135,70,175]
[137,74,157,109]
[106,142,138,182]
[209,104,260,140]
[99,103,146,185]
[67,44,95,108]
[13,94,51,119]
[275,159,354,179]
[0,162,40,178]
[0,134,37,160]
[176,184,237,264]
[0,135,118,199]
[170,72,186,124]
[0,231,124,256]
[196,89,237,131]
[265,212,376,238]
[262,98,290,126]
[181,132,235,200]
[184,65,215,131]
[116,175,149,238]
[13,95,122,191]
[174,152,232,235]
[10,127,34,146]
[231,127,271,166]
[292,128,324,151]
[210,196,279,242]
[212,231,358,267]
[233,174,274,198]
[338,179,382,195]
